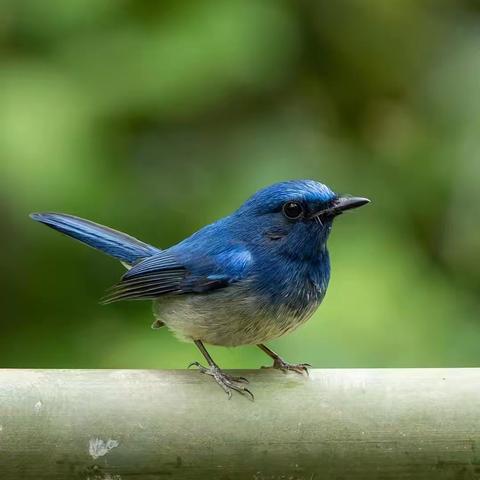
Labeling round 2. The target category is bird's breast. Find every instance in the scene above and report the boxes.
[154,258,330,347]
[256,253,330,316]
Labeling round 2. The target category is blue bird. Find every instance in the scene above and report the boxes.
[31,180,369,398]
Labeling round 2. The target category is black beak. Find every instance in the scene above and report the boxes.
[332,196,370,214]
[312,196,370,219]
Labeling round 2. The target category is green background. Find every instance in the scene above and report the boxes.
[1,0,479,370]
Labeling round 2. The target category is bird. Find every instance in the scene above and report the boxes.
[30,180,369,399]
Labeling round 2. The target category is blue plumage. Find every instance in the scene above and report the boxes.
[30,212,160,264]
[31,180,369,398]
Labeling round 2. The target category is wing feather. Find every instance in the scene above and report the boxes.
[101,250,186,303]
[122,252,182,279]
[101,246,253,303]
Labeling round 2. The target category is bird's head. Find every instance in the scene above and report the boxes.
[233,180,369,259]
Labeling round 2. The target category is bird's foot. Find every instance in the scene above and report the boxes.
[263,357,311,376]
[188,362,254,400]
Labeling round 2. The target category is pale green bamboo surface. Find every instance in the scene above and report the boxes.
[0,369,479,479]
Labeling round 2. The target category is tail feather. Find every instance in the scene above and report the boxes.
[30,212,160,264]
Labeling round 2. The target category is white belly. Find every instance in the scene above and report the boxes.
[152,282,320,347]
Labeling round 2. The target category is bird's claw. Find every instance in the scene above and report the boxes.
[188,362,254,400]
[262,358,311,376]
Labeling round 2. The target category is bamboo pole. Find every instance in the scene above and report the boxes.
[0,368,479,479]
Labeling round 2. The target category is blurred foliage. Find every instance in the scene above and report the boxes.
[0,0,479,369]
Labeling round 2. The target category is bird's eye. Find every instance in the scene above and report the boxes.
[282,202,304,220]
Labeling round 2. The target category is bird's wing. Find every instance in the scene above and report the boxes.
[101,246,252,304]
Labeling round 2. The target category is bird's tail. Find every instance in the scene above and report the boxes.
[30,212,160,265]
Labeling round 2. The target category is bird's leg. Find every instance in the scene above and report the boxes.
[257,344,311,376]
[189,340,254,400]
